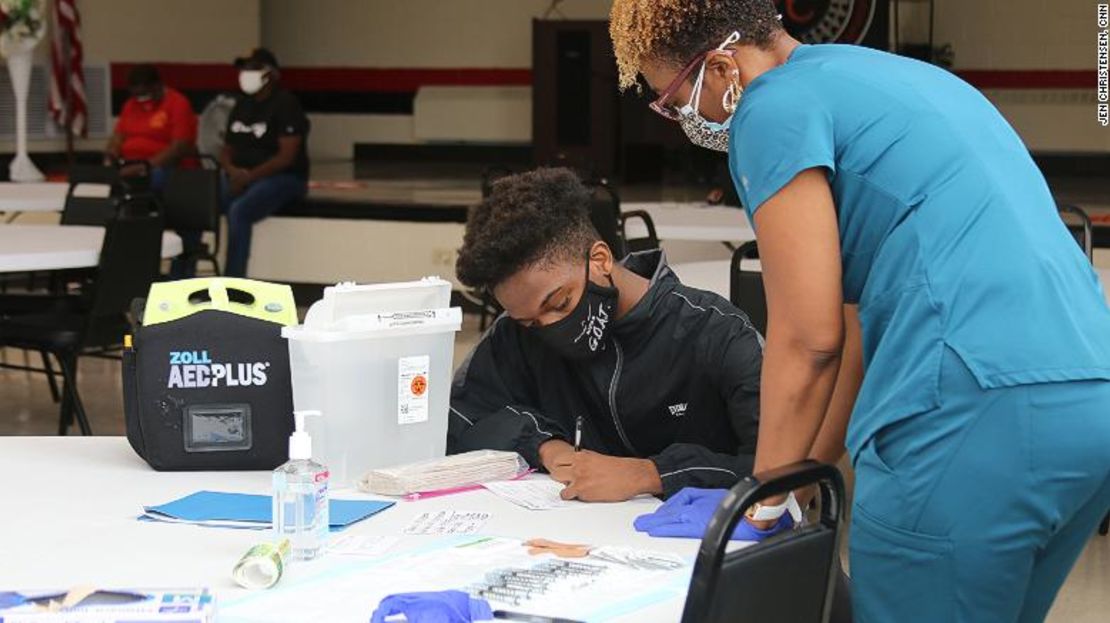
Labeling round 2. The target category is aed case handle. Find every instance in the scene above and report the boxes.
[206,280,232,310]
[143,277,298,328]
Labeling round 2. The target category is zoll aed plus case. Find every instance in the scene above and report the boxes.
[123,278,297,471]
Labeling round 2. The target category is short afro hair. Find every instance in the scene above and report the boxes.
[456,167,600,291]
[610,0,783,91]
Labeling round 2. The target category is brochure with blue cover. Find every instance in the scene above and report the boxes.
[140,491,393,531]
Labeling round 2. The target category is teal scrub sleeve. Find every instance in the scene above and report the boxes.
[730,82,837,220]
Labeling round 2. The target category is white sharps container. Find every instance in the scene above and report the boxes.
[282,278,462,487]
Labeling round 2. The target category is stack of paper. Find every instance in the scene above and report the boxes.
[482,479,577,510]
[139,491,394,531]
[357,450,528,496]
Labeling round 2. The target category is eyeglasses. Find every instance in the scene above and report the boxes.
[648,30,743,122]
[648,51,712,121]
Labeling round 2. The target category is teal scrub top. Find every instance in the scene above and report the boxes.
[729,44,1110,457]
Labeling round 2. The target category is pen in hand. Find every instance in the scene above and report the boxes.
[574,415,583,453]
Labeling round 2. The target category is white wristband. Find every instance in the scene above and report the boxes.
[749,492,804,523]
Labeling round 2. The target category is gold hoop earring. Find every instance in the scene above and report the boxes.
[722,80,742,114]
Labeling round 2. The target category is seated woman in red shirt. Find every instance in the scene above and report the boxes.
[103,64,197,190]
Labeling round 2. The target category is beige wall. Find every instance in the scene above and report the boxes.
[13,0,260,153]
[261,0,608,67]
[929,0,1104,152]
[81,0,260,63]
[932,0,1092,70]
[262,0,1107,153]
[9,1,1106,155]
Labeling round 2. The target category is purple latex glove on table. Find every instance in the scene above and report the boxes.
[633,487,795,542]
[370,590,493,623]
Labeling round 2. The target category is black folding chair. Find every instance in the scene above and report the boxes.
[681,460,851,623]
[60,187,121,227]
[162,166,223,276]
[480,165,515,198]
[586,179,626,259]
[0,210,165,435]
[67,163,121,188]
[1057,203,1094,263]
[620,209,660,254]
[730,240,767,335]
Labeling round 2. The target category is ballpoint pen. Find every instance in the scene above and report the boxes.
[574,415,583,452]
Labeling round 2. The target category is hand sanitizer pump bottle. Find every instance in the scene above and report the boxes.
[273,410,329,561]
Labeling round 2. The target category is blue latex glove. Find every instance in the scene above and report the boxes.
[370,590,493,623]
[633,487,795,542]
[0,592,26,610]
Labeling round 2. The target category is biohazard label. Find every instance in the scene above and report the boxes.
[398,355,430,425]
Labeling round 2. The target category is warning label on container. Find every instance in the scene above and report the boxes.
[398,355,430,425]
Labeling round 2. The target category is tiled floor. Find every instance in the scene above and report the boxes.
[1,310,1108,620]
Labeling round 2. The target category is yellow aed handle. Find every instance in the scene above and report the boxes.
[142,277,298,327]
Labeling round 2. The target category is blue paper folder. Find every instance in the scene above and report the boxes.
[141,491,393,531]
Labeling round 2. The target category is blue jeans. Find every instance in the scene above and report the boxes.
[150,166,169,192]
[850,346,1110,622]
[172,172,307,278]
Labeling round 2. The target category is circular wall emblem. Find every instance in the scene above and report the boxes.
[777,0,877,44]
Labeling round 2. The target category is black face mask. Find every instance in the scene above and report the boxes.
[530,259,619,361]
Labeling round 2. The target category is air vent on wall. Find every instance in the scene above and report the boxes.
[0,62,111,139]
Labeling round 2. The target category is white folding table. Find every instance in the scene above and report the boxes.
[670,259,760,299]
[0,224,183,272]
[622,202,755,245]
[0,181,69,214]
[0,437,706,622]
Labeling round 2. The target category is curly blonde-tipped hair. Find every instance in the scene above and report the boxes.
[609,0,783,91]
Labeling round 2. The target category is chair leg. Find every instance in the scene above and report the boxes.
[40,350,61,403]
[1100,511,1109,536]
[57,354,93,436]
[57,369,74,436]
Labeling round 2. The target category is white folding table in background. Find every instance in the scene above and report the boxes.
[622,201,755,246]
[0,224,183,272]
[670,259,760,299]
[0,181,70,222]
[674,263,1110,309]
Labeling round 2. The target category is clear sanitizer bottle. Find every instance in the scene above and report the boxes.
[273,410,329,561]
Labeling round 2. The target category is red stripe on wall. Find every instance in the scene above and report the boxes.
[112,63,1095,93]
[955,70,1094,90]
[111,63,531,92]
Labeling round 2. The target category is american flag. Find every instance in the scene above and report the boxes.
[48,0,87,137]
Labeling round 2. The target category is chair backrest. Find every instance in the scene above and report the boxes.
[84,209,165,345]
[1058,203,1094,262]
[161,168,222,233]
[480,165,515,198]
[68,163,120,186]
[730,240,767,334]
[621,209,660,254]
[586,181,626,259]
[681,461,846,623]
[61,193,120,226]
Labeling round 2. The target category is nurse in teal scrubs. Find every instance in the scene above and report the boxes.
[611,1,1110,620]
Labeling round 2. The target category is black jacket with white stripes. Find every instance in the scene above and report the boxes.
[448,250,763,498]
